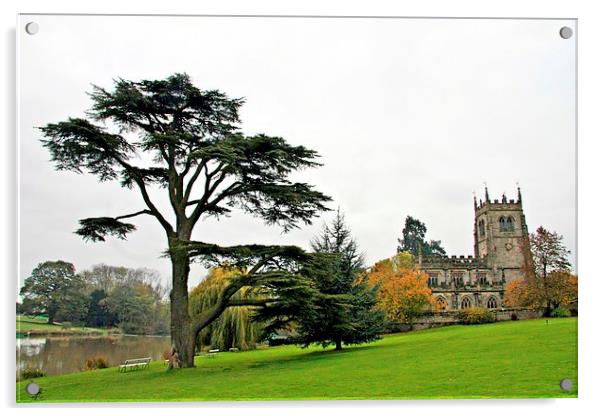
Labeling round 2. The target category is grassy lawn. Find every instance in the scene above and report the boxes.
[17,315,107,336]
[16,318,577,402]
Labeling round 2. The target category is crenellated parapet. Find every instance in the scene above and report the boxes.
[421,254,488,269]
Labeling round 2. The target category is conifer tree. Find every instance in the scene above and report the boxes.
[296,209,384,350]
[39,73,330,367]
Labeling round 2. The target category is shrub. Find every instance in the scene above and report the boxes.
[19,367,46,380]
[85,356,109,370]
[460,307,495,325]
[550,307,571,318]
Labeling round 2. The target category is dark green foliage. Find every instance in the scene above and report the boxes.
[19,261,84,323]
[550,307,571,318]
[397,215,446,257]
[39,73,331,240]
[39,73,331,366]
[85,290,115,327]
[294,209,384,350]
[75,217,138,242]
[459,307,496,325]
[101,281,159,335]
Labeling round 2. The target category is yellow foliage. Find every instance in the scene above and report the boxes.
[368,253,434,324]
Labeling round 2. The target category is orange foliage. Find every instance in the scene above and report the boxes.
[505,272,578,310]
[504,278,530,308]
[367,253,434,324]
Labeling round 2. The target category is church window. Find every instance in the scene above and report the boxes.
[436,296,447,310]
[499,216,514,232]
[477,272,488,285]
[451,272,464,286]
[478,219,485,237]
[428,272,439,287]
[460,297,472,309]
[505,216,515,231]
[487,297,498,309]
[499,216,507,231]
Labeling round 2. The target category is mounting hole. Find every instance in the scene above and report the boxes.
[559,378,573,391]
[25,22,39,35]
[559,26,573,39]
[25,382,40,396]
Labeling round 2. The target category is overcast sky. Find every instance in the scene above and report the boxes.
[18,16,576,289]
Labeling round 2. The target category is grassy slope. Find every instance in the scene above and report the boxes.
[17,315,106,335]
[16,318,577,402]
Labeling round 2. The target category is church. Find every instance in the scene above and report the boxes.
[418,187,530,311]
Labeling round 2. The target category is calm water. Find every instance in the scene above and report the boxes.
[17,335,171,377]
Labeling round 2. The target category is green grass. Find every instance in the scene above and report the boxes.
[16,318,577,402]
[17,315,107,336]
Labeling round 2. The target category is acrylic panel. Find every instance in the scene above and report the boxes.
[17,14,577,402]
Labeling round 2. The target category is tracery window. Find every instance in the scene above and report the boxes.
[499,216,515,232]
[460,297,472,309]
[487,297,498,309]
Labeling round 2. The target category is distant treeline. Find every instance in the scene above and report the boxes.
[18,262,170,335]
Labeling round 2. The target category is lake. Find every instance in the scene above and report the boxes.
[17,335,171,377]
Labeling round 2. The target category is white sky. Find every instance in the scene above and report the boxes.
[18,15,576,289]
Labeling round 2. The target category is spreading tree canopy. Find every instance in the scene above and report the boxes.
[20,261,83,323]
[39,73,331,367]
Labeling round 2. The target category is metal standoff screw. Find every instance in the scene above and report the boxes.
[559,26,573,39]
[25,22,39,35]
[559,378,573,391]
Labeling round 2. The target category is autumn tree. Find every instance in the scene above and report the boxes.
[397,216,446,257]
[368,252,434,328]
[39,74,330,367]
[504,226,574,315]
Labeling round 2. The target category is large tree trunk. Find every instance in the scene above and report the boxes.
[47,304,58,324]
[170,249,195,368]
[335,337,343,351]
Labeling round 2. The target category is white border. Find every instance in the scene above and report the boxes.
[3,1,601,415]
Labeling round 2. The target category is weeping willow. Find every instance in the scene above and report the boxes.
[189,267,263,351]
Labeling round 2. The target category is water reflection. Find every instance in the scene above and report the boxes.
[17,335,171,377]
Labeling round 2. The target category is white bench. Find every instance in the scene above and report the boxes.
[206,349,219,358]
[119,357,151,372]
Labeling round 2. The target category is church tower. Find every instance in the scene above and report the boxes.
[473,186,529,284]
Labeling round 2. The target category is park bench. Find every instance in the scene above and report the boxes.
[118,357,151,372]
[206,349,219,358]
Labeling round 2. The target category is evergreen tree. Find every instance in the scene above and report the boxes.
[297,209,384,350]
[39,73,330,366]
[397,215,446,257]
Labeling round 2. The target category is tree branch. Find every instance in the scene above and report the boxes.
[226,298,278,307]
[115,209,152,220]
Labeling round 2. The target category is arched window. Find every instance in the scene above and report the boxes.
[499,216,507,231]
[428,273,439,287]
[499,216,515,232]
[505,216,514,231]
[436,296,447,311]
[461,297,472,309]
[478,219,485,237]
[487,297,498,309]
